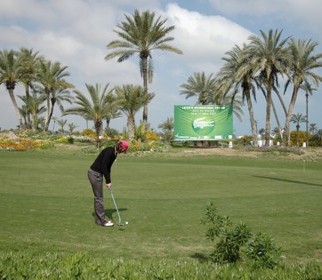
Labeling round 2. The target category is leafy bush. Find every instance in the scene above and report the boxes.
[290,130,307,146]
[146,130,160,142]
[81,128,96,139]
[309,134,322,147]
[105,127,119,138]
[202,202,252,264]
[202,202,282,268]
[246,232,282,269]
[234,135,253,146]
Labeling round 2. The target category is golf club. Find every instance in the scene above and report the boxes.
[109,189,128,227]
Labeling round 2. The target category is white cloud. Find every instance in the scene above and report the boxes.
[208,0,281,16]
[164,3,252,72]
[208,0,322,35]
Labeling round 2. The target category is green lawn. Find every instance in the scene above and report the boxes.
[0,148,321,264]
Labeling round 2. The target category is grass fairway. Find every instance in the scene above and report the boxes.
[0,148,322,264]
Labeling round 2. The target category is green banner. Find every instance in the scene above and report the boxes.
[174,105,233,141]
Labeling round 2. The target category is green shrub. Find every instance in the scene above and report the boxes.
[202,202,252,264]
[246,232,282,269]
[67,137,74,144]
[202,202,283,269]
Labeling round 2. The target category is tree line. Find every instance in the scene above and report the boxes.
[1,10,322,147]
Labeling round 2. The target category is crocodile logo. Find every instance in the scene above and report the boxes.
[192,118,215,135]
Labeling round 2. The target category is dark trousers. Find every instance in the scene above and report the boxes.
[88,169,107,225]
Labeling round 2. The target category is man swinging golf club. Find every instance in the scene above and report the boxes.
[87,140,129,227]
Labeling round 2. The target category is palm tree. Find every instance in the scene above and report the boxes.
[114,84,155,140]
[18,91,46,131]
[104,93,122,129]
[105,9,182,124]
[317,129,322,141]
[18,48,44,126]
[216,44,257,142]
[301,80,317,147]
[37,59,73,131]
[248,29,290,146]
[282,39,322,146]
[216,92,244,123]
[309,123,318,135]
[57,119,67,134]
[68,123,77,135]
[290,113,307,147]
[0,49,23,128]
[63,83,114,147]
[52,116,58,132]
[158,117,174,143]
[18,48,43,91]
[180,72,217,105]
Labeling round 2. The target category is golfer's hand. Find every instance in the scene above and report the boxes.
[106,183,112,189]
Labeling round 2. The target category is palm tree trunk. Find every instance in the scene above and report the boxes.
[273,87,287,116]
[25,84,32,128]
[265,87,272,147]
[141,57,148,124]
[245,90,257,144]
[94,121,102,148]
[45,96,57,131]
[45,92,51,131]
[127,114,136,140]
[296,125,300,147]
[283,85,300,146]
[8,88,23,128]
[31,112,38,131]
[271,99,283,140]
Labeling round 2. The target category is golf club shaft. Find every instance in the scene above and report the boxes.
[109,189,122,224]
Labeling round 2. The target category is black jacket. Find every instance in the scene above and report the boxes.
[90,146,117,183]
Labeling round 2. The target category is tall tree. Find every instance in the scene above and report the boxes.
[180,72,217,105]
[114,84,154,140]
[309,123,318,135]
[37,60,73,131]
[290,113,307,147]
[105,9,182,124]
[67,123,77,135]
[216,92,244,123]
[18,48,44,127]
[158,117,174,143]
[57,119,67,134]
[248,29,290,146]
[63,83,114,147]
[282,39,322,146]
[216,44,258,142]
[0,49,23,128]
[18,91,46,131]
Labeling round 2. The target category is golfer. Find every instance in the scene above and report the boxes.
[88,140,129,227]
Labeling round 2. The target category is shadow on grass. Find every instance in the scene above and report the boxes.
[253,175,322,187]
[104,208,128,220]
[91,208,128,220]
[190,252,211,263]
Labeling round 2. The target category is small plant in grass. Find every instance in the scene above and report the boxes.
[201,202,252,264]
[202,202,282,268]
[246,232,282,269]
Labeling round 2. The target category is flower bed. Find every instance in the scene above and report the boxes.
[0,136,52,151]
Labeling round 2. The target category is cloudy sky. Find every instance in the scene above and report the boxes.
[1,0,322,136]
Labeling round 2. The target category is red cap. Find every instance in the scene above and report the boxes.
[119,140,129,153]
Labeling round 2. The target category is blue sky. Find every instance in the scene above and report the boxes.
[1,0,322,136]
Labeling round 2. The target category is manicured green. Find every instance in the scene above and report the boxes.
[0,148,321,268]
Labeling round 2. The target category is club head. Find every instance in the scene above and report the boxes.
[117,220,128,228]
